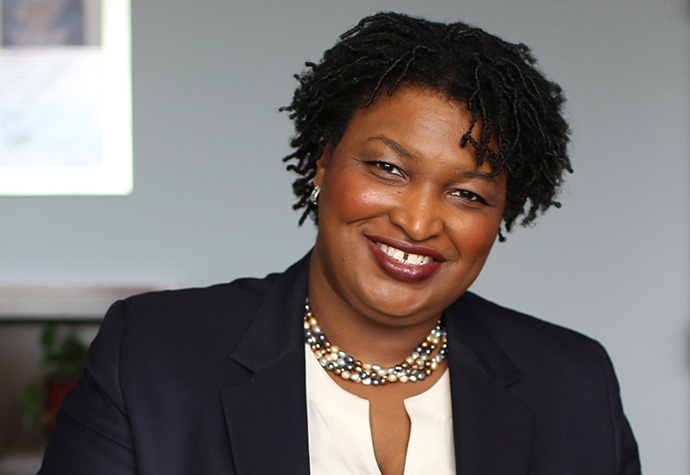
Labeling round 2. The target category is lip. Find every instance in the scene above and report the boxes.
[366,235,444,283]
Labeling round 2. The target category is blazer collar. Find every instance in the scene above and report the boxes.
[222,253,311,475]
[446,293,522,386]
[229,253,310,372]
[446,293,534,474]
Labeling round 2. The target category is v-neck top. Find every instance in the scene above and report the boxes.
[305,344,456,475]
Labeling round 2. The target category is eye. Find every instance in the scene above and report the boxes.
[372,161,404,177]
[450,189,488,205]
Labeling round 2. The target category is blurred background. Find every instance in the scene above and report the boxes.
[0,0,688,473]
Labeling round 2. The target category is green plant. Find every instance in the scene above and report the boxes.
[40,323,88,380]
[18,383,49,431]
[17,323,88,438]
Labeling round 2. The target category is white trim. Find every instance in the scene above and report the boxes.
[0,284,165,319]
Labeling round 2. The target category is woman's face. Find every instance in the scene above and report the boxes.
[310,87,506,326]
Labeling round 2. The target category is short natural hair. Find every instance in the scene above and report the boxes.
[282,11,572,237]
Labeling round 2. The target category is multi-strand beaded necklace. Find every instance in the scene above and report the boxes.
[303,300,448,386]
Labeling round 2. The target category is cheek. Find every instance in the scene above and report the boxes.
[449,215,501,259]
[321,172,390,222]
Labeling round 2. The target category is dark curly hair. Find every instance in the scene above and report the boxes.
[281,12,572,237]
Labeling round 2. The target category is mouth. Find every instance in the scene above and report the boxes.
[367,236,444,283]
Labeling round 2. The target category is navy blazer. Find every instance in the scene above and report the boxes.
[39,254,640,474]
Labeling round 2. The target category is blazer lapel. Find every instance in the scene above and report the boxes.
[221,256,311,475]
[446,295,534,475]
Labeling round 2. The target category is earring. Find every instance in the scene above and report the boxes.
[309,185,321,205]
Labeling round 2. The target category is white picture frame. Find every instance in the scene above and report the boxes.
[0,0,132,196]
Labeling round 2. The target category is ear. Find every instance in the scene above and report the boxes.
[313,144,333,187]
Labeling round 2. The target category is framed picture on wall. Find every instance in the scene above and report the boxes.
[0,0,132,196]
[2,0,89,46]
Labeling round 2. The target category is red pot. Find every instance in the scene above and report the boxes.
[44,379,76,433]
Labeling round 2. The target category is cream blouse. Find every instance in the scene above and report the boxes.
[305,344,456,475]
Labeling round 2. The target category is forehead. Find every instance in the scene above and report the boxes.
[357,85,470,123]
[351,87,467,132]
[341,87,498,173]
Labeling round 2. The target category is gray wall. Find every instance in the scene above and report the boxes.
[1,0,688,472]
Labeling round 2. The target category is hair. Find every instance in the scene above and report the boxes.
[281,11,572,237]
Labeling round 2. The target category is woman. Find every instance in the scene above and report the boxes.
[40,12,640,475]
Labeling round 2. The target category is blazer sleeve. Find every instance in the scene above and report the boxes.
[38,300,137,474]
[598,343,641,474]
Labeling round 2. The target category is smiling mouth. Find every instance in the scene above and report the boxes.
[376,242,434,266]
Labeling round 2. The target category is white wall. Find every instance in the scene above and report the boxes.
[1,1,688,472]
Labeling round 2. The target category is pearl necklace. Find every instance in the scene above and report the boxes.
[303,300,448,386]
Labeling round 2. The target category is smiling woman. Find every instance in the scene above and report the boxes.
[38,12,640,475]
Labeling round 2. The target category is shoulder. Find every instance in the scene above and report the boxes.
[460,291,604,350]
[120,274,277,321]
[91,270,290,364]
[92,253,310,366]
[453,293,640,471]
[127,270,283,309]
[454,292,610,378]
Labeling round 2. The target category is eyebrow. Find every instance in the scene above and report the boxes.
[366,135,416,161]
[458,169,500,183]
[366,134,499,182]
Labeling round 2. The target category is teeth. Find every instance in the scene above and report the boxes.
[376,242,433,266]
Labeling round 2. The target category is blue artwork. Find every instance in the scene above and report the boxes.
[2,0,84,46]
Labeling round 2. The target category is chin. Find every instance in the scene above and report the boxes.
[357,285,450,323]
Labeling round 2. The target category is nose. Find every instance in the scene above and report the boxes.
[389,186,444,241]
